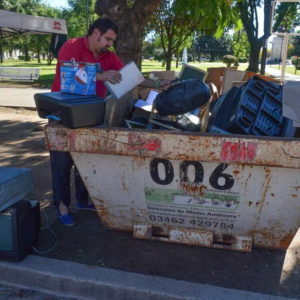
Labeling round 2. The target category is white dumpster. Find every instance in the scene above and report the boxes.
[45,124,300,252]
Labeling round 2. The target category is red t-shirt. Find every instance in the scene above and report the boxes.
[51,36,124,98]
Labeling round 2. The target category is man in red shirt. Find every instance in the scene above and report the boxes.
[51,18,125,226]
[52,18,124,98]
[51,17,170,226]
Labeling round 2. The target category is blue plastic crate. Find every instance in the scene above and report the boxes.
[209,76,295,137]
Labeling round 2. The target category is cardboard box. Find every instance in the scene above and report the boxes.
[60,61,96,95]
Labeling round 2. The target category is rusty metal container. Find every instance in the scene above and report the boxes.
[45,124,300,252]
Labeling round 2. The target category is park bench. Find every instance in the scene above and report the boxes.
[0,66,40,82]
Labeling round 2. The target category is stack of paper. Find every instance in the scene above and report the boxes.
[134,90,160,112]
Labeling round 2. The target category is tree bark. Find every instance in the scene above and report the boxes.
[238,1,261,72]
[0,45,3,63]
[0,34,4,63]
[24,46,30,61]
[247,38,263,72]
[165,49,172,70]
[176,53,179,68]
[260,0,272,75]
[37,49,41,63]
[95,0,161,68]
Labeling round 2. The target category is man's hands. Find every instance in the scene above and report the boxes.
[96,70,121,84]
[158,80,172,90]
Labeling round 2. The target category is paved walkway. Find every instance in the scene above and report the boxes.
[266,66,300,81]
[0,87,49,108]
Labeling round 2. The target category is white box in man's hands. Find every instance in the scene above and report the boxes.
[104,61,144,99]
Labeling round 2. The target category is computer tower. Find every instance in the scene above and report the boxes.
[0,200,40,261]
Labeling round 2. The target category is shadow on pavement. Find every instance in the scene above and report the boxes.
[0,118,52,202]
[36,210,294,297]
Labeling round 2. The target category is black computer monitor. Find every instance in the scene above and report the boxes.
[0,200,40,261]
[178,64,207,81]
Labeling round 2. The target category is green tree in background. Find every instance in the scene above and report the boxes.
[237,0,299,72]
[194,35,233,62]
[95,0,162,67]
[149,0,236,70]
[149,0,198,70]
[65,0,98,38]
[232,30,250,62]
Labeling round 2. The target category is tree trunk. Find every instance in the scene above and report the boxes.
[37,49,41,63]
[95,0,161,68]
[247,40,263,72]
[260,0,272,75]
[165,50,172,70]
[47,53,54,65]
[24,46,30,61]
[0,35,3,63]
[176,54,179,68]
[238,1,261,73]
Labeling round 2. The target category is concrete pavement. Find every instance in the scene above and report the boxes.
[265,66,300,81]
[0,87,49,108]
[0,256,295,300]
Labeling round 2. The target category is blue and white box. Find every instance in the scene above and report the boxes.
[60,61,96,95]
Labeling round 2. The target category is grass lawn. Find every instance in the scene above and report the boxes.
[0,59,57,87]
[141,60,247,72]
[0,59,245,88]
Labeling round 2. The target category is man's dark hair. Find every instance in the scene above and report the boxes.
[87,18,119,36]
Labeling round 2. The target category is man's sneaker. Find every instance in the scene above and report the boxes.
[76,202,96,211]
[59,213,75,226]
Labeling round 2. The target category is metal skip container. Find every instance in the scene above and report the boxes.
[45,125,300,252]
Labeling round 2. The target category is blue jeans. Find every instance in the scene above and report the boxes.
[50,150,89,209]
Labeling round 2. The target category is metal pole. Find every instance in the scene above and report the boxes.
[261,0,273,75]
[281,33,289,80]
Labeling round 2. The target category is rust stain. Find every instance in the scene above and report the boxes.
[247,229,275,244]
[45,125,300,169]
[209,152,216,158]
[180,182,207,197]
[279,234,295,249]
[233,170,240,175]
[132,157,146,169]
[67,130,76,151]
[128,133,161,152]
[291,194,298,199]
[257,168,272,214]
[121,171,129,193]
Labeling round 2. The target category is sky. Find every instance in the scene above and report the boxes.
[43,0,70,9]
